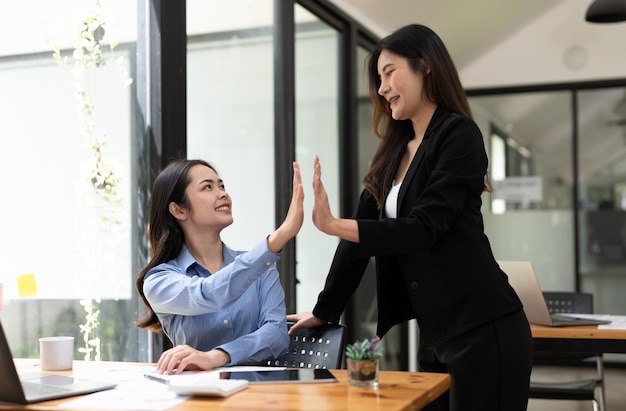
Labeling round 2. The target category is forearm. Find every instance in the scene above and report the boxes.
[320,218,360,243]
[267,226,293,253]
[219,321,288,365]
[208,348,230,368]
[313,239,369,322]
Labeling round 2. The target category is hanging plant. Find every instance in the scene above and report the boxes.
[52,3,132,361]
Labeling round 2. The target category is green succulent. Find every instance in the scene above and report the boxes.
[345,336,383,361]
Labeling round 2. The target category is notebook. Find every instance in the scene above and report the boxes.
[144,372,249,397]
[165,375,248,397]
[498,261,611,327]
[0,320,116,404]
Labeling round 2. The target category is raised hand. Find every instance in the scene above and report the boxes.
[311,156,359,242]
[267,162,304,253]
[312,156,335,234]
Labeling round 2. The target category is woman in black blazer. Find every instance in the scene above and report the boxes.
[288,24,532,411]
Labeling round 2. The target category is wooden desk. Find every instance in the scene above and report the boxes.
[531,324,626,353]
[4,361,450,411]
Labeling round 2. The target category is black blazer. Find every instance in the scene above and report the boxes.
[313,107,522,346]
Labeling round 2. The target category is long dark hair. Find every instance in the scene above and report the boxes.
[135,159,217,331]
[363,24,477,207]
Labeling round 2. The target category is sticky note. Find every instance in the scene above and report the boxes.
[17,273,37,297]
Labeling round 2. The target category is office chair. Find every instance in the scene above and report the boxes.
[529,292,606,411]
[267,322,347,369]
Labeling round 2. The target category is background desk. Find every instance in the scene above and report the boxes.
[5,361,450,411]
[531,324,626,353]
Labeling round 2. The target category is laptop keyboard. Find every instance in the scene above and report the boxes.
[22,381,71,396]
[551,314,578,322]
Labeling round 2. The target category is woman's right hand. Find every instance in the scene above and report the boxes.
[267,162,304,253]
[286,312,326,335]
[156,345,230,374]
[311,155,335,234]
[311,156,359,242]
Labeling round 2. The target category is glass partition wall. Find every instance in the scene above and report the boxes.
[578,87,626,316]
[470,92,576,292]
[469,84,626,319]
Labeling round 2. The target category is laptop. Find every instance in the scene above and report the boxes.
[498,261,611,327]
[0,320,116,404]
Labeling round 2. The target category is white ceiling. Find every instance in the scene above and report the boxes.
[328,0,626,188]
[328,0,565,69]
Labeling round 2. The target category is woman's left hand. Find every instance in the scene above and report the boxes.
[156,345,230,374]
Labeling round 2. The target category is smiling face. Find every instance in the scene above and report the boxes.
[170,164,233,234]
[377,49,430,122]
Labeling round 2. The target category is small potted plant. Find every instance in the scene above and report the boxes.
[345,335,383,387]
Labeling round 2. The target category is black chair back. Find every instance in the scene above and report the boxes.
[268,322,347,369]
[544,291,593,314]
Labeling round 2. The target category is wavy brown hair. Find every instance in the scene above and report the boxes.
[135,159,217,332]
[363,24,490,207]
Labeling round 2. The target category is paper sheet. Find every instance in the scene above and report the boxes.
[559,313,626,330]
[41,365,289,409]
[60,366,187,410]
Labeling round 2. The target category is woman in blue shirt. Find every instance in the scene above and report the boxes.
[136,159,304,374]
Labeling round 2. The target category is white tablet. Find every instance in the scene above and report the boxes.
[164,375,249,397]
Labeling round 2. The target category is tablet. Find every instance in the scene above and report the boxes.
[219,368,337,384]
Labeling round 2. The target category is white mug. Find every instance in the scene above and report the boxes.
[39,336,74,371]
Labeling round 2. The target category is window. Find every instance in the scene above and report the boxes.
[187,0,276,252]
[0,1,137,361]
[294,4,341,312]
[469,91,575,291]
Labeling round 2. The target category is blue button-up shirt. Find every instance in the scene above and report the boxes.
[142,239,289,365]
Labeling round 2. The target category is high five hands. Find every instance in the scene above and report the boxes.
[286,160,330,334]
[269,157,357,257]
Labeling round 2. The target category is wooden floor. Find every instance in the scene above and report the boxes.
[528,363,626,410]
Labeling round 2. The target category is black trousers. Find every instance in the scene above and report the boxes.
[419,309,532,411]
